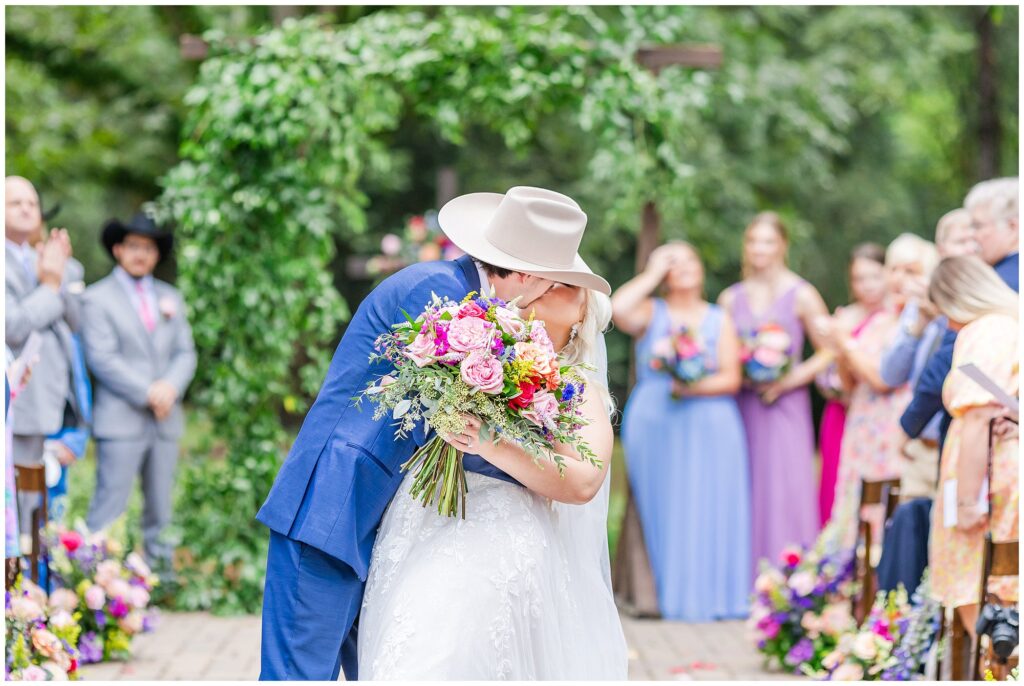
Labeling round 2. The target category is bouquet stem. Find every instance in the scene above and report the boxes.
[400,436,469,518]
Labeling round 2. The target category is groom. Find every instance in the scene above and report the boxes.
[256,186,610,680]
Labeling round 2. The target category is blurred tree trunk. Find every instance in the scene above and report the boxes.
[976,6,1000,180]
[271,6,301,26]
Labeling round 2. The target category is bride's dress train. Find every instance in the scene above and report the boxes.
[358,470,628,680]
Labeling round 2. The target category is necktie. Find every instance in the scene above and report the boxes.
[135,280,156,333]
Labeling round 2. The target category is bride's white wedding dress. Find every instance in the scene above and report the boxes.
[357,337,628,680]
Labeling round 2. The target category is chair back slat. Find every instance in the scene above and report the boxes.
[13,465,48,589]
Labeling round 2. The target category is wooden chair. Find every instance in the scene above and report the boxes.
[936,606,975,680]
[973,536,1019,680]
[13,465,49,590]
[5,557,19,588]
[852,478,901,624]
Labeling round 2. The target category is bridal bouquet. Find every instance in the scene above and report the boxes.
[359,290,599,518]
[649,326,707,398]
[740,323,792,383]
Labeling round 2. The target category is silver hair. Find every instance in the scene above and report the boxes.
[964,177,1019,224]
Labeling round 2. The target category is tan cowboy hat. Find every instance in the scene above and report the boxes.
[438,186,611,295]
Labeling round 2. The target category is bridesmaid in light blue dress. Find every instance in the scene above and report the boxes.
[613,242,751,621]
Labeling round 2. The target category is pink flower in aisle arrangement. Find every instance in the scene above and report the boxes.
[359,289,599,518]
[84,585,106,612]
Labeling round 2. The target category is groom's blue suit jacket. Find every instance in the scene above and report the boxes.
[257,255,516,581]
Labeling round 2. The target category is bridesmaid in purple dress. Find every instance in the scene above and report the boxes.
[718,212,831,575]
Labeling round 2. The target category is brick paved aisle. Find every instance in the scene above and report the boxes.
[79,612,802,681]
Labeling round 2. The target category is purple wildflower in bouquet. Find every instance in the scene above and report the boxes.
[358,290,599,518]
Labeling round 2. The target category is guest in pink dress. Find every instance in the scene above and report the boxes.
[815,244,890,526]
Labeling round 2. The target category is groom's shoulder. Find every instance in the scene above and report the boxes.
[372,260,466,305]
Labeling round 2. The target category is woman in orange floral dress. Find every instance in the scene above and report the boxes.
[927,255,1019,634]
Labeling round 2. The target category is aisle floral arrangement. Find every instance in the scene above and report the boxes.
[649,326,707,398]
[740,322,792,383]
[44,523,160,663]
[748,524,857,675]
[5,576,81,680]
[807,586,912,680]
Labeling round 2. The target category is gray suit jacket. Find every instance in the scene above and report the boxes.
[81,273,197,441]
[5,243,85,436]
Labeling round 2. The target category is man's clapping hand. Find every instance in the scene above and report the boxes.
[36,229,72,290]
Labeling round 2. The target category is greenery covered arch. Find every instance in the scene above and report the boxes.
[156,6,917,612]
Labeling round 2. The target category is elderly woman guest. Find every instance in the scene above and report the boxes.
[829,234,937,542]
[719,212,830,573]
[614,242,751,621]
[927,255,1018,635]
[875,210,980,595]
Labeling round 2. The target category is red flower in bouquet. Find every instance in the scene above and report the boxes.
[508,379,540,410]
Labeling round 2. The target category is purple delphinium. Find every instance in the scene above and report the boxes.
[784,638,815,667]
[95,610,107,628]
[78,632,104,664]
[142,612,159,633]
[561,383,577,403]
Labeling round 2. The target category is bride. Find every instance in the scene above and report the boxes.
[357,283,628,680]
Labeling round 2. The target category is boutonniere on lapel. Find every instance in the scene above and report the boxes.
[158,296,177,321]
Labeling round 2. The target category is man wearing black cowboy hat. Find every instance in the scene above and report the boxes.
[80,210,196,566]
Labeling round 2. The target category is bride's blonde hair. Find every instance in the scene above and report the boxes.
[560,289,616,414]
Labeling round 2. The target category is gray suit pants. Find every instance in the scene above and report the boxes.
[87,428,179,564]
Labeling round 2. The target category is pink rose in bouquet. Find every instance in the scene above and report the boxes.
[522,390,560,430]
[447,317,494,353]
[460,351,505,394]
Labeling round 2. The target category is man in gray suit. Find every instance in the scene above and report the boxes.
[81,212,196,566]
[5,176,87,470]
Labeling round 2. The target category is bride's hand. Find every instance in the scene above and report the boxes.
[444,414,496,456]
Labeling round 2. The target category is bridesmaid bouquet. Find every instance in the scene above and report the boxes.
[649,327,707,399]
[739,322,792,383]
[359,290,600,518]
